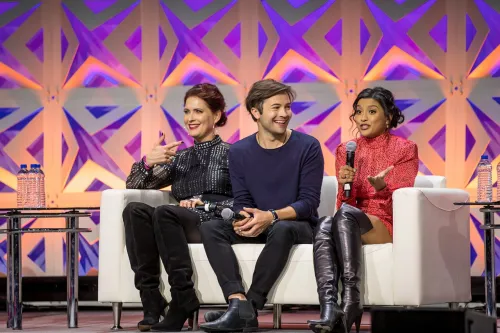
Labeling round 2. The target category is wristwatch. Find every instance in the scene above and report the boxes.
[268,209,279,225]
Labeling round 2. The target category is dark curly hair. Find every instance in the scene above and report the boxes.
[351,87,404,131]
[245,79,296,122]
[184,83,227,127]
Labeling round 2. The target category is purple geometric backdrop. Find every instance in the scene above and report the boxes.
[0,0,498,276]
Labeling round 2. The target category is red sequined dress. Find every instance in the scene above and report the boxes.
[335,132,419,236]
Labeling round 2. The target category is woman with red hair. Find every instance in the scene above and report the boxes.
[123,83,232,332]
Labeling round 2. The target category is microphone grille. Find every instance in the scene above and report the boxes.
[221,208,234,221]
[346,141,357,152]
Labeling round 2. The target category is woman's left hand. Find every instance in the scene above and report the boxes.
[179,198,204,209]
[367,166,394,191]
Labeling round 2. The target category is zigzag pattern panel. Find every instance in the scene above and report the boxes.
[0,0,499,277]
[464,0,500,276]
[61,0,142,89]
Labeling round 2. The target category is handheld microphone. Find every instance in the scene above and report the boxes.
[171,202,223,213]
[194,202,218,212]
[221,208,247,221]
[344,141,357,198]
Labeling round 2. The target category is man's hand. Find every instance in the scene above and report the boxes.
[233,210,252,233]
[238,207,274,238]
[179,198,203,209]
[367,166,394,191]
[145,133,182,166]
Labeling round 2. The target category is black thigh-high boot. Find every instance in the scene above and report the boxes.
[308,216,346,333]
[150,205,201,332]
[123,202,168,332]
[332,204,373,333]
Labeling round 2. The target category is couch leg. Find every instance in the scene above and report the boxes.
[273,304,282,329]
[188,309,199,331]
[111,302,123,330]
[448,302,459,310]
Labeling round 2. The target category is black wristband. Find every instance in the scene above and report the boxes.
[269,209,279,224]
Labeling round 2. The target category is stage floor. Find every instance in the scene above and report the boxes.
[0,307,497,332]
[0,307,365,332]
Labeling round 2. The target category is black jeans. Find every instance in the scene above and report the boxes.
[200,219,313,309]
[122,202,201,298]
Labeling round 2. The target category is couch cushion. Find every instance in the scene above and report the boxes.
[119,243,395,305]
[363,243,394,305]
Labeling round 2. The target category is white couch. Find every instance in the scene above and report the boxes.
[98,176,471,329]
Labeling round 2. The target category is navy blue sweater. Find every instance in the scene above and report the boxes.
[228,130,324,224]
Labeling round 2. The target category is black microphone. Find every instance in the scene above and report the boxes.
[221,208,247,221]
[194,202,218,212]
[171,202,223,213]
[344,141,357,198]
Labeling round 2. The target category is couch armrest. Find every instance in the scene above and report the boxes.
[392,188,471,305]
[98,189,173,302]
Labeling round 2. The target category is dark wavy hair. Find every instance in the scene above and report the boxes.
[184,83,227,127]
[245,79,296,122]
[351,87,404,133]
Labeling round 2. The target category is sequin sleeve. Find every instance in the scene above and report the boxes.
[216,198,234,208]
[335,144,357,210]
[125,157,176,190]
[372,141,419,199]
[211,198,234,219]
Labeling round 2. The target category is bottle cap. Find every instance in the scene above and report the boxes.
[481,155,488,159]
[30,164,37,168]
[20,164,27,168]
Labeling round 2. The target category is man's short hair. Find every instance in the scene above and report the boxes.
[245,79,296,121]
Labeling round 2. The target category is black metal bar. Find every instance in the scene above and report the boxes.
[6,218,13,328]
[479,225,500,230]
[0,228,91,234]
[483,211,496,317]
[7,217,22,329]
[66,217,79,328]
[0,213,91,219]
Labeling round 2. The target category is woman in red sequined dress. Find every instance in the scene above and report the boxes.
[308,87,419,333]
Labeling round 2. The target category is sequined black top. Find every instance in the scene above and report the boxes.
[125,135,233,222]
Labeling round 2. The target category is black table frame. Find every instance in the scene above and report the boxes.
[0,208,95,330]
[454,201,500,317]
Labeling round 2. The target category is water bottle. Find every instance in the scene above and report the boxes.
[27,164,38,207]
[16,164,28,208]
[497,161,500,202]
[477,155,492,202]
[36,164,46,208]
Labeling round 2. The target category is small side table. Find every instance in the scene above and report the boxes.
[0,207,97,330]
[454,201,500,317]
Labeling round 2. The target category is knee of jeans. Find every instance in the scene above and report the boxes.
[199,219,224,239]
[152,204,175,222]
[268,222,296,242]
[123,202,146,221]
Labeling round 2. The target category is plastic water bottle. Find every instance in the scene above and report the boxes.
[497,161,500,202]
[27,164,38,207]
[36,164,46,208]
[16,164,28,208]
[477,155,492,202]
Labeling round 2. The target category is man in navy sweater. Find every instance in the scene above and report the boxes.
[199,79,324,332]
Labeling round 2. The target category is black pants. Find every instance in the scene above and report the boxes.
[200,219,313,309]
[122,202,202,298]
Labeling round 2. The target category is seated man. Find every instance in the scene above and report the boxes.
[199,79,324,332]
